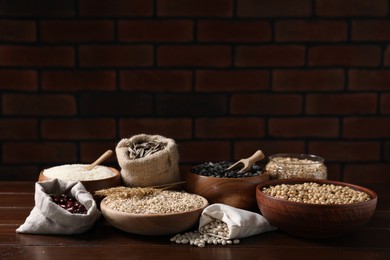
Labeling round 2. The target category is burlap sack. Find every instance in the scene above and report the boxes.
[116,134,180,187]
[16,179,101,235]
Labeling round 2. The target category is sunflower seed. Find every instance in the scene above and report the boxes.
[128,139,167,159]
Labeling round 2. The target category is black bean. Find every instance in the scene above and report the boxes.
[191,161,262,178]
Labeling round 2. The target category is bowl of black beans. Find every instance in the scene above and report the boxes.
[184,161,269,211]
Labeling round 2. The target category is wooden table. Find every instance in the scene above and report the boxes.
[1,182,389,260]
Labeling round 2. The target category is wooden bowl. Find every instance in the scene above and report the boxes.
[184,171,269,211]
[38,166,122,196]
[100,195,208,236]
[256,179,378,238]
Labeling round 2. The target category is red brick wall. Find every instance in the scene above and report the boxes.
[0,0,389,197]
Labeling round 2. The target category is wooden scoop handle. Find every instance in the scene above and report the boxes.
[246,150,265,165]
[227,150,265,173]
[85,150,113,171]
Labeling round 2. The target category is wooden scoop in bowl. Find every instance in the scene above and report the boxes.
[227,150,265,174]
[85,150,113,171]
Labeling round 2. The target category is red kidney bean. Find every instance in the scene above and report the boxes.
[50,194,87,214]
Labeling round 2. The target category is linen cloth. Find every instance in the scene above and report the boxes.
[199,203,276,239]
[16,179,101,234]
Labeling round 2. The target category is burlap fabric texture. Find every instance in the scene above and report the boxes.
[116,134,180,187]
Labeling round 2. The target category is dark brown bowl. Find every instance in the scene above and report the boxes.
[256,179,377,238]
[184,171,269,211]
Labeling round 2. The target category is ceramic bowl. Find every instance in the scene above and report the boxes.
[38,166,122,196]
[184,171,269,211]
[100,194,208,235]
[256,179,377,238]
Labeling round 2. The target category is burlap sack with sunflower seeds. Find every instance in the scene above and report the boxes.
[116,134,180,187]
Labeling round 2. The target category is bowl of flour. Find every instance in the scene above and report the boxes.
[39,164,122,196]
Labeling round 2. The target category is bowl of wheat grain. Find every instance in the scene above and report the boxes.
[97,186,208,235]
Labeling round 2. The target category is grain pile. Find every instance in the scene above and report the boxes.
[43,164,115,181]
[265,155,327,179]
[262,182,371,204]
[97,186,206,214]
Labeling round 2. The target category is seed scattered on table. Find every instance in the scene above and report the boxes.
[171,219,240,247]
[262,182,371,205]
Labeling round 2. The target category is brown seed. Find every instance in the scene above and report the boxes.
[128,140,167,159]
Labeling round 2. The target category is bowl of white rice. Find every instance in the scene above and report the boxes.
[38,164,122,195]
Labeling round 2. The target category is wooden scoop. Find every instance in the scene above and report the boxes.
[227,150,265,174]
[85,150,113,171]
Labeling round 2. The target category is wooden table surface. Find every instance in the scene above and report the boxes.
[1,181,389,260]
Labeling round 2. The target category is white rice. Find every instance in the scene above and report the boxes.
[43,164,115,181]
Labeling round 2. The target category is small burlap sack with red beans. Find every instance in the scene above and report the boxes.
[115,134,180,187]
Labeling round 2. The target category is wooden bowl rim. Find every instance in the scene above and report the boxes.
[39,166,121,183]
[184,170,269,181]
[256,178,378,208]
[100,194,209,218]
